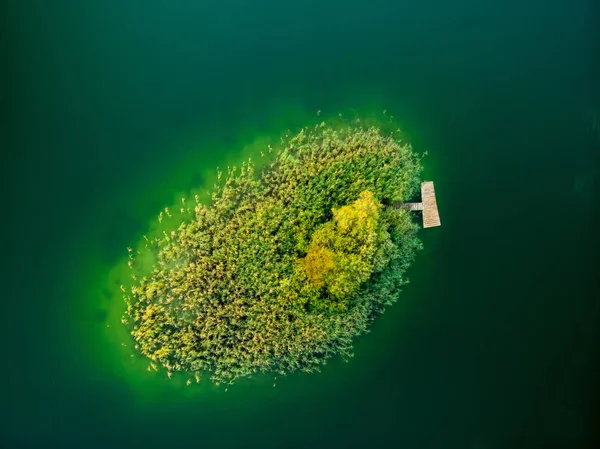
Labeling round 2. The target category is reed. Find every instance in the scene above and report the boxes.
[123,121,424,385]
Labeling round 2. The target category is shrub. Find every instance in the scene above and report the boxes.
[124,122,423,385]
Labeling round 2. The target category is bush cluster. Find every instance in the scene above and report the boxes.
[124,122,423,385]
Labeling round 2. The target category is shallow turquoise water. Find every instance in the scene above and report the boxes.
[2,1,599,448]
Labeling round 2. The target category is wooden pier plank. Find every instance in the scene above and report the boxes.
[399,202,424,211]
[421,181,441,228]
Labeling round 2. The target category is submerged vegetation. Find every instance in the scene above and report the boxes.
[123,121,424,385]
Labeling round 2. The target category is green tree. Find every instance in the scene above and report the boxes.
[296,191,394,309]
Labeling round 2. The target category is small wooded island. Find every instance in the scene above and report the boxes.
[123,122,432,385]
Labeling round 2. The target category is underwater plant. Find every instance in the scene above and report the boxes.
[123,122,424,385]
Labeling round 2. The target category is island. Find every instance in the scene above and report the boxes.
[123,121,431,386]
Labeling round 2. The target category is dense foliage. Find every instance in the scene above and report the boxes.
[123,123,424,385]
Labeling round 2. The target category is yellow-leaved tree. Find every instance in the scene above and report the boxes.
[284,190,394,310]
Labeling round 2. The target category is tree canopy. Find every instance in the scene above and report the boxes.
[123,122,424,385]
[290,190,394,310]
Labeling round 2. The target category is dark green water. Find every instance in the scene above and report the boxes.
[3,1,599,448]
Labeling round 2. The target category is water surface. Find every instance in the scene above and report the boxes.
[2,1,599,448]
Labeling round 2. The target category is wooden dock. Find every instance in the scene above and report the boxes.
[394,181,441,228]
[421,181,441,228]
[399,202,424,211]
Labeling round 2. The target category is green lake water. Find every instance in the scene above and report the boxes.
[2,1,599,447]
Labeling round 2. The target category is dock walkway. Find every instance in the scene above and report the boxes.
[421,181,441,228]
[395,181,441,228]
